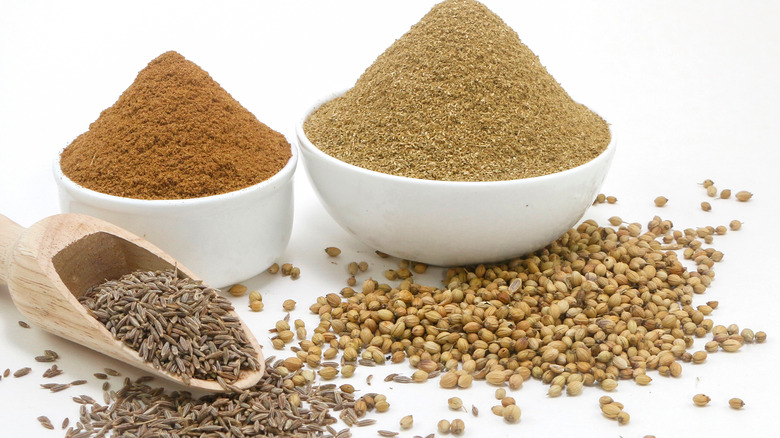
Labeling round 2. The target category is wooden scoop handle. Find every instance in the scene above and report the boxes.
[0,214,25,285]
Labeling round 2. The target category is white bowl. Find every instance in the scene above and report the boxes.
[53,146,298,288]
[297,92,616,266]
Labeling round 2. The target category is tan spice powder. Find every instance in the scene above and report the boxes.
[61,51,291,200]
[304,0,610,182]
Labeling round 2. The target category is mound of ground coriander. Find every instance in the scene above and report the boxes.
[304,0,610,182]
[60,51,291,200]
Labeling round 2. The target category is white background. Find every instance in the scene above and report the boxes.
[1,1,779,437]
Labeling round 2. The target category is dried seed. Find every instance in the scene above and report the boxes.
[70,380,87,386]
[13,367,31,377]
[608,216,623,226]
[267,263,280,274]
[228,284,247,296]
[654,196,668,207]
[599,396,614,405]
[290,267,301,280]
[601,403,622,419]
[325,247,342,257]
[61,417,69,429]
[378,431,398,437]
[448,397,464,411]
[282,299,296,311]
[617,411,630,425]
[93,373,108,379]
[471,405,478,417]
[248,290,262,302]
[735,191,753,202]
[706,186,717,197]
[437,420,450,434]
[503,404,521,423]
[400,415,414,430]
[358,261,369,272]
[693,394,711,406]
[729,397,745,409]
[18,320,30,328]
[701,201,712,212]
[450,418,465,434]
[250,300,264,311]
[729,220,742,231]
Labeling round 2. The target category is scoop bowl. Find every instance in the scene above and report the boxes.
[297,92,616,266]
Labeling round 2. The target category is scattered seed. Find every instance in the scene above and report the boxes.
[471,405,478,417]
[448,397,464,411]
[503,405,521,423]
[450,418,465,435]
[283,299,296,311]
[378,431,399,437]
[248,290,262,302]
[250,300,264,311]
[37,416,54,430]
[701,201,712,211]
[437,419,450,434]
[400,415,414,430]
[3,369,9,378]
[13,367,31,378]
[693,394,711,406]
[18,320,30,328]
[267,263,280,274]
[617,411,630,425]
[654,196,668,207]
[706,186,717,197]
[61,417,69,429]
[325,247,342,257]
[729,398,745,409]
[290,267,301,280]
[366,374,373,385]
[608,216,623,226]
[729,220,742,231]
[735,191,753,202]
[70,379,87,386]
[35,355,55,362]
[228,284,247,296]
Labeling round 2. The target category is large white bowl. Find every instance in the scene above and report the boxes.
[53,146,298,288]
[297,92,616,266]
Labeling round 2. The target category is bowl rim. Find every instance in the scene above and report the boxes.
[297,89,615,187]
[53,141,299,208]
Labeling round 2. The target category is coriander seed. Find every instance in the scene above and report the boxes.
[228,284,247,297]
[729,398,745,409]
[437,419,450,434]
[400,415,413,430]
[448,397,464,411]
[701,201,712,211]
[735,190,753,201]
[729,220,742,230]
[654,196,668,207]
[720,189,731,199]
[693,394,711,407]
[450,419,465,435]
[325,246,341,257]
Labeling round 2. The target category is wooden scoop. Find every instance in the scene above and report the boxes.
[0,213,264,392]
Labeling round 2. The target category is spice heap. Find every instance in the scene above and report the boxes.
[79,269,260,384]
[303,216,765,396]
[60,51,291,200]
[304,0,610,182]
[65,357,370,438]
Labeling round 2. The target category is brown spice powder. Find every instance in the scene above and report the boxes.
[61,51,291,200]
[304,0,610,182]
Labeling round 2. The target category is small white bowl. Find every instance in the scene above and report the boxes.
[297,91,616,266]
[53,145,298,288]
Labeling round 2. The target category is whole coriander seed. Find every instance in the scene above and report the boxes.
[437,420,450,434]
[450,419,465,435]
[729,398,745,409]
[282,299,296,311]
[608,216,623,226]
[228,284,247,297]
[325,247,341,257]
[267,263,280,274]
[448,397,464,411]
[693,394,711,407]
[606,195,617,204]
[706,186,718,197]
[702,179,714,188]
[735,190,753,201]
[729,220,742,230]
[400,415,413,430]
[720,189,731,199]
[701,201,712,211]
[654,196,668,207]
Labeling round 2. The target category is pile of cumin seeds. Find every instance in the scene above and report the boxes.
[304,0,610,182]
[65,357,354,438]
[79,269,260,383]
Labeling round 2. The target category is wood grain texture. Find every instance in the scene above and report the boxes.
[0,213,264,391]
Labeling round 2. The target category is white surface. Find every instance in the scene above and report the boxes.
[298,96,616,266]
[1,1,779,437]
[53,140,298,288]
